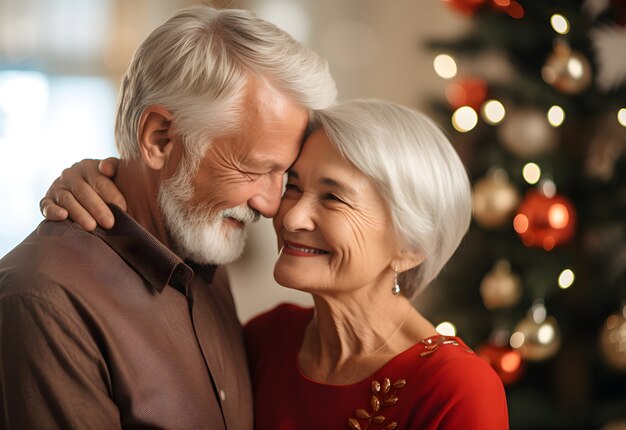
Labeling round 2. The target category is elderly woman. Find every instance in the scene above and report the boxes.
[41,100,508,429]
[246,100,507,429]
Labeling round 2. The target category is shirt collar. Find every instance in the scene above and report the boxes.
[91,204,194,294]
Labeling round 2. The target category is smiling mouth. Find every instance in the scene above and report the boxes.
[283,241,329,256]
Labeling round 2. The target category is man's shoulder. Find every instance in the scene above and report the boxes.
[0,219,130,301]
[0,219,104,270]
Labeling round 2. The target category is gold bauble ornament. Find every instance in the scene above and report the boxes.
[480,260,523,309]
[498,108,559,158]
[511,303,561,361]
[541,42,592,94]
[599,311,626,371]
[473,169,521,229]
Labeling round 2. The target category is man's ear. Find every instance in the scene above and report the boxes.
[391,249,425,274]
[137,105,177,170]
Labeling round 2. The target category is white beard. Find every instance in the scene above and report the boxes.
[157,164,259,265]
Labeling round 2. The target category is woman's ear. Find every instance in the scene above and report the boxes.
[391,249,425,274]
[137,105,177,170]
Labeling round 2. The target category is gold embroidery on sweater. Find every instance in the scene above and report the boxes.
[347,337,472,429]
[347,378,406,430]
[420,336,473,357]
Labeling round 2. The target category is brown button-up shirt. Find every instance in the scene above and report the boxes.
[0,205,252,429]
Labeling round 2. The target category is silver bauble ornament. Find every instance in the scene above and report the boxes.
[498,108,559,158]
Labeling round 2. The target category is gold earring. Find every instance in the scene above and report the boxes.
[392,266,401,295]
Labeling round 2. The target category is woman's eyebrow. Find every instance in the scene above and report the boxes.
[319,177,357,195]
[287,169,357,195]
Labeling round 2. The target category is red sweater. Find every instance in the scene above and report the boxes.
[245,303,508,430]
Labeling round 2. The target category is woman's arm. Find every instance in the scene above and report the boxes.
[40,158,126,231]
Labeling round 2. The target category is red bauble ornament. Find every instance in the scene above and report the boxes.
[445,77,488,110]
[477,343,525,385]
[513,190,577,250]
[491,0,524,19]
[442,0,487,16]
[442,0,524,18]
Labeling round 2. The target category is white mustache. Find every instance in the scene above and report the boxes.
[221,205,260,224]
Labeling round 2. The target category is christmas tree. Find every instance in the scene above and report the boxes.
[423,1,626,428]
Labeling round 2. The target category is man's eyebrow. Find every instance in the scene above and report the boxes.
[249,158,279,170]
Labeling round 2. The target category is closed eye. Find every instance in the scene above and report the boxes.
[243,172,261,181]
[323,193,345,203]
[283,183,302,194]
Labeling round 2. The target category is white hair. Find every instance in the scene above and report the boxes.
[115,6,337,161]
[311,100,472,299]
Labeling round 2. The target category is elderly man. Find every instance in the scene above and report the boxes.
[0,6,336,430]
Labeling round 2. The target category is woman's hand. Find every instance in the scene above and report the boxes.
[40,157,126,231]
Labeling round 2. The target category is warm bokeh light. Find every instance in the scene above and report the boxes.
[500,351,522,373]
[540,179,557,198]
[513,214,529,234]
[543,236,555,251]
[607,314,619,330]
[482,99,506,124]
[618,108,626,127]
[568,56,584,79]
[550,14,570,34]
[452,106,478,132]
[510,331,525,349]
[547,105,565,127]
[531,302,547,324]
[558,269,575,289]
[522,162,541,184]
[433,54,458,79]
[538,323,556,344]
[436,321,457,336]
[548,203,570,229]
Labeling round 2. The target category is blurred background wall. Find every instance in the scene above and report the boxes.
[0,0,466,322]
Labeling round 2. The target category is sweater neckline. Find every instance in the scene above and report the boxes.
[292,308,464,388]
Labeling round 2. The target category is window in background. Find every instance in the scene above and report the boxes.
[0,70,116,257]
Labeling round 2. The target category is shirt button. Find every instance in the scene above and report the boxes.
[219,389,226,401]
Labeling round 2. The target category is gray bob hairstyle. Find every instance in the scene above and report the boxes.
[115,6,337,160]
[310,100,472,299]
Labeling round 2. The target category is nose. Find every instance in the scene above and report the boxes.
[281,195,316,232]
[247,174,284,218]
